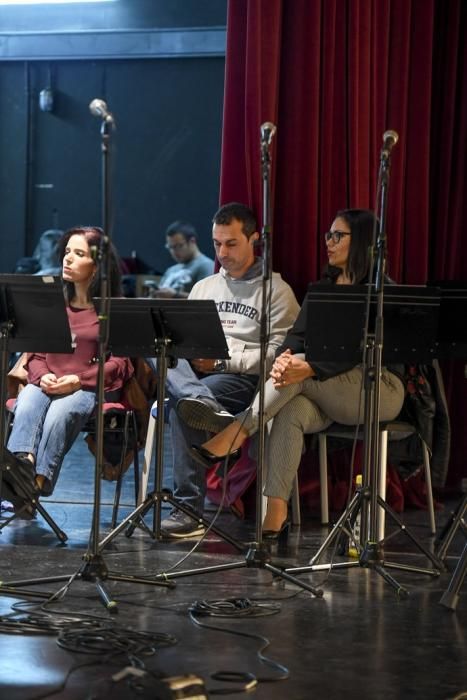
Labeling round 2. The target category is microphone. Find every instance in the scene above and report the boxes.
[381,129,399,157]
[89,98,114,124]
[260,122,277,146]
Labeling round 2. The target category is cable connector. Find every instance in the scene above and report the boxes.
[111,666,146,682]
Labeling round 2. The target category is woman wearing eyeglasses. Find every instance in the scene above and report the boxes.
[188,209,405,538]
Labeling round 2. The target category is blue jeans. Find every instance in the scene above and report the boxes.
[7,384,96,495]
[147,358,258,513]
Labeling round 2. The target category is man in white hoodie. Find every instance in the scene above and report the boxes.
[159,202,299,537]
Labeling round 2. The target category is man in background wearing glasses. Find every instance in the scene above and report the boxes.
[152,221,215,298]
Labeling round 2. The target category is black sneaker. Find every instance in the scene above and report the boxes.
[160,510,205,539]
[176,398,234,433]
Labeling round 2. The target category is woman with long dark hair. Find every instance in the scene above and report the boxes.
[7,226,133,498]
[188,209,405,538]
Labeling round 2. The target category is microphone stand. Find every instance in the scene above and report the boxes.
[98,125,323,597]
[358,148,391,569]
[235,125,323,596]
[285,135,443,590]
[83,116,113,585]
[0,106,172,609]
[79,113,172,603]
[254,132,273,546]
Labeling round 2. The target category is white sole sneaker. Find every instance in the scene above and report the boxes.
[176,398,234,433]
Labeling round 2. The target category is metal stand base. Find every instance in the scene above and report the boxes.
[99,488,244,551]
[97,488,323,597]
[285,486,444,596]
[0,551,174,610]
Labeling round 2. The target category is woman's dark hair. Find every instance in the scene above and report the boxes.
[324,208,377,283]
[58,226,122,302]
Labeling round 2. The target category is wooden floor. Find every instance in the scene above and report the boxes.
[0,434,465,700]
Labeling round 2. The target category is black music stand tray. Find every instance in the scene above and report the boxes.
[94,298,322,597]
[430,281,467,360]
[95,297,239,547]
[0,275,73,542]
[285,285,445,591]
[432,282,467,609]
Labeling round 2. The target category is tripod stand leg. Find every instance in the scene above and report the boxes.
[99,495,159,550]
[308,491,363,566]
[34,500,68,543]
[435,495,467,562]
[372,563,408,597]
[376,495,444,573]
[124,497,158,539]
[100,488,246,553]
[0,491,67,543]
[146,543,323,596]
[263,561,323,596]
[286,487,441,591]
[95,581,118,612]
[439,542,467,611]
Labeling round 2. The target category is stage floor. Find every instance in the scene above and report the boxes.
[0,434,465,700]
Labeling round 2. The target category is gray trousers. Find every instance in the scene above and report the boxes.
[240,360,405,501]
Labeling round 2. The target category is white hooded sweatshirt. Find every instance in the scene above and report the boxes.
[188,260,299,375]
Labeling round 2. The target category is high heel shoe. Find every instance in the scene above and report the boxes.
[189,444,242,471]
[262,519,290,543]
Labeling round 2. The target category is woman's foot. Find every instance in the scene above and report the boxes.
[35,474,46,493]
[262,496,288,533]
[201,420,249,457]
[190,444,242,472]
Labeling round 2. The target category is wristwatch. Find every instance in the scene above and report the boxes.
[213,359,227,373]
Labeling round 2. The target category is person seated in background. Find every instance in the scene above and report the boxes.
[147,202,300,538]
[188,209,406,539]
[151,221,215,298]
[14,228,63,276]
[5,226,134,503]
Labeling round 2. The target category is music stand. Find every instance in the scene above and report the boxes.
[94,298,322,597]
[429,282,467,360]
[0,274,72,541]
[91,296,250,548]
[285,284,445,591]
[1,296,185,605]
[431,282,467,609]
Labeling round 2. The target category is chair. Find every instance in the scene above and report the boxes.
[83,402,140,528]
[139,399,169,505]
[3,398,140,533]
[314,420,436,538]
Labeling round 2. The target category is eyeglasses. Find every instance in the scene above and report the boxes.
[165,242,188,251]
[324,230,351,244]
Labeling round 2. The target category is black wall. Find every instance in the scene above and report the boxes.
[0,0,226,273]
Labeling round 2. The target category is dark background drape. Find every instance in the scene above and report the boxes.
[219,0,467,488]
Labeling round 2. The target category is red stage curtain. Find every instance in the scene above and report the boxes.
[219,0,467,487]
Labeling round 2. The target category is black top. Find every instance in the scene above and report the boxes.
[276,276,405,383]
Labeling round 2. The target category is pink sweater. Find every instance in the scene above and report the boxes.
[26,306,133,392]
